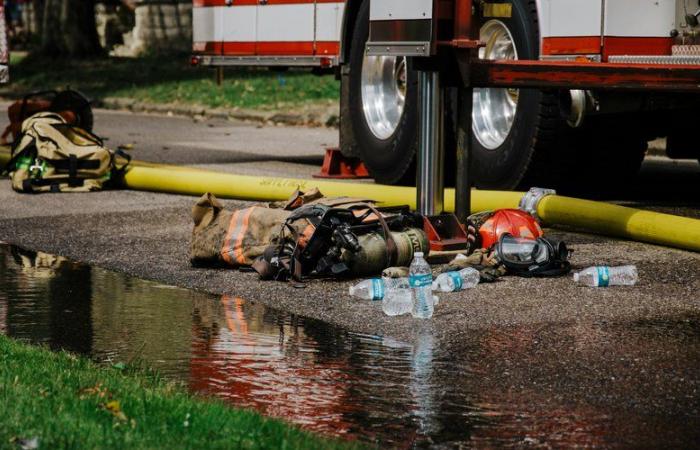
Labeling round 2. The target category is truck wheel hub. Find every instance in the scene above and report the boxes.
[473,20,520,150]
[361,55,407,141]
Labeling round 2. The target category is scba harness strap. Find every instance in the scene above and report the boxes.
[254,203,404,282]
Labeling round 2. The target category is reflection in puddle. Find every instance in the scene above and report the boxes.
[191,295,360,435]
[1,244,699,448]
[0,244,474,446]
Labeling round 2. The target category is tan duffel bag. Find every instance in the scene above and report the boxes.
[4,112,129,193]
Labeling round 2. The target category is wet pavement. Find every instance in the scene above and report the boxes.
[1,107,700,447]
[2,244,699,448]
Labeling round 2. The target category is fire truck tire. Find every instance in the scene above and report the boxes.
[460,0,555,189]
[343,0,419,185]
[343,0,557,188]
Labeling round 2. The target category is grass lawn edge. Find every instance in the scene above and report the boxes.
[0,335,364,449]
[0,54,341,127]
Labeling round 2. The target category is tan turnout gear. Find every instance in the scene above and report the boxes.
[189,190,377,269]
[190,190,429,281]
[190,193,301,268]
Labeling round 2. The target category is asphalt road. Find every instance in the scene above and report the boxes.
[97,108,335,177]
[1,107,699,446]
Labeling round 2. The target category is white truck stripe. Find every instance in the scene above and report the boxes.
[223,5,257,42]
[539,0,602,38]
[193,2,345,43]
[370,0,433,21]
[604,0,675,37]
[257,3,314,42]
[316,2,345,42]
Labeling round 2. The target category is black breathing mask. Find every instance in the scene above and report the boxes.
[495,233,571,277]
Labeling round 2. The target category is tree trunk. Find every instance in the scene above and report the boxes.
[39,0,102,57]
[31,0,44,37]
[40,0,62,54]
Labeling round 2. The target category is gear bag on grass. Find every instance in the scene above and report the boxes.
[4,112,130,193]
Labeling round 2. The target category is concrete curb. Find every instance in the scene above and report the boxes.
[94,97,341,128]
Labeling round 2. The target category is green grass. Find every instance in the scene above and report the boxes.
[0,335,362,449]
[0,53,340,110]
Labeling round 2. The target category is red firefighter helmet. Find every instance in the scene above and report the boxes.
[478,209,543,249]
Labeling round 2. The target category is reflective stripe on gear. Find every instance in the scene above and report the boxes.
[221,207,254,265]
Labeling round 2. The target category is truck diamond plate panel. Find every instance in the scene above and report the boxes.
[672,45,700,56]
[608,55,700,65]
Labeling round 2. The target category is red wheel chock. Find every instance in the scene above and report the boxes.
[423,214,470,252]
[313,148,370,179]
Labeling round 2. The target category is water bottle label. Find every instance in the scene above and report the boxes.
[371,278,384,300]
[448,272,463,291]
[409,274,432,288]
[596,266,610,287]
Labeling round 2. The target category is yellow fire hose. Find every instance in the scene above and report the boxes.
[536,195,700,252]
[1,149,699,252]
[122,164,524,212]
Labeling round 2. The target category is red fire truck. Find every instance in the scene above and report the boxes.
[192,0,700,189]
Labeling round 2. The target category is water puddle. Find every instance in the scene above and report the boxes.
[1,243,699,448]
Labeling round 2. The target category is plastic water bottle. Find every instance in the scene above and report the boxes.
[432,268,480,292]
[349,278,385,300]
[409,252,434,319]
[573,265,638,287]
[349,277,410,298]
[382,277,413,316]
[384,277,410,291]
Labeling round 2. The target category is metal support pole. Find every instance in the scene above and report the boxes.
[455,86,473,223]
[453,0,477,225]
[417,70,444,216]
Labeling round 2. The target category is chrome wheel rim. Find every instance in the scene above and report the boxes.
[473,20,519,150]
[361,54,407,140]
